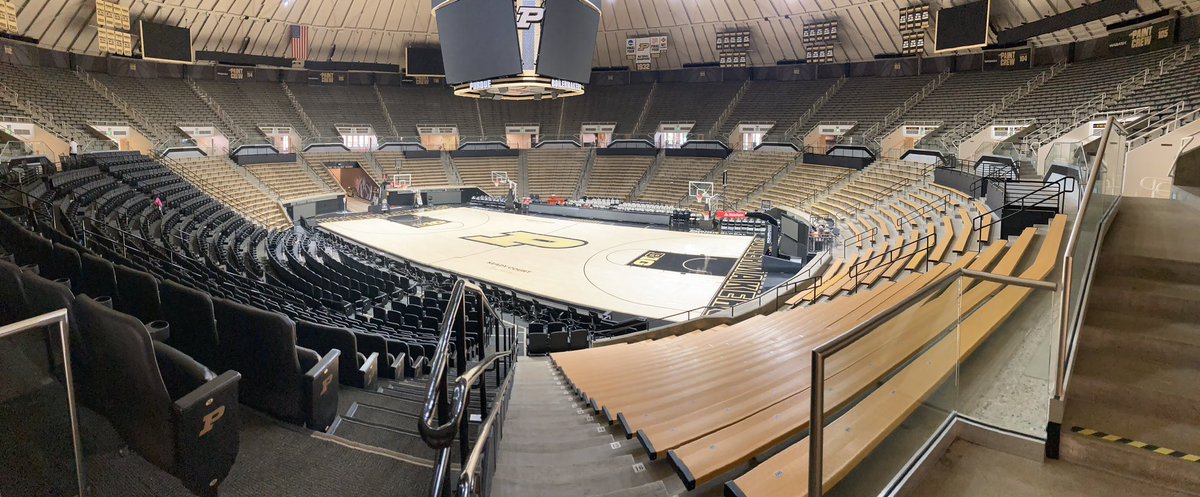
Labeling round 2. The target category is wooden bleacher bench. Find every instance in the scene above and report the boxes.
[723,216,1066,497]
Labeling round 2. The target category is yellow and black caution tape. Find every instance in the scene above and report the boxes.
[1072,427,1200,462]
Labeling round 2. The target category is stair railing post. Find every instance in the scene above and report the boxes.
[456,299,469,469]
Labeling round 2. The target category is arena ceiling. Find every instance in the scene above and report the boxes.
[17,0,1200,69]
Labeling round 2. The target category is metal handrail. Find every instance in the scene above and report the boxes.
[973,176,1075,236]
[455,364,516,497]
[1053,116,1117,401]
[418,278,516,497]
[0,309,87,496]
[808,268,1057,497]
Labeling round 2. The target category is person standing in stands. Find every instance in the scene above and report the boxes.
[154,196,164,213]
[68,139,78,157]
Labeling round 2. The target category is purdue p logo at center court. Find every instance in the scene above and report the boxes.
[463,231,587,249]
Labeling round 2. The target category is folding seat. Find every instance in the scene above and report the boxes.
[548,331,571,353]
[212,298,339,430]
[79,252,118,300]
[45,243,82,291]
[0,259,31,325]
[568,329,590,351]
[72,296,241,497]
[528,321,546,335]
[546,321,566,334]
[158,280,221,371]
[296,321,378,388]
[114,265,162,323]
[526,332,550,356]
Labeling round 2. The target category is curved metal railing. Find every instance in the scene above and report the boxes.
[418,278,516,497]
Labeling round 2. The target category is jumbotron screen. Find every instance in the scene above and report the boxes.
[139,20,193,63]
[935,0,991,52]
[432,0,601,99]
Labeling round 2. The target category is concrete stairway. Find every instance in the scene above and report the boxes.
[1060,197,1200,495]
[491,357,672,497]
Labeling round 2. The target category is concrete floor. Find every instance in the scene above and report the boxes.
[909,440,1197,497]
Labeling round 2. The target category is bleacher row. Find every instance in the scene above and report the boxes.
[0,42,1196,152]
[550,179,1066,497]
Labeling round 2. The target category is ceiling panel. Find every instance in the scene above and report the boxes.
[10,0,1200,70]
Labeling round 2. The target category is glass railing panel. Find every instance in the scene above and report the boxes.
[817,275,962,497]
[0,312,84,497]
[953,279,1059,438]
[1065,125,1127,354]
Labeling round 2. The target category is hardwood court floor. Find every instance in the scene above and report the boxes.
[321,207,753,319]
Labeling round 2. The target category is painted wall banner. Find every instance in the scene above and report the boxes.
[715,211,747,220]
[982,46,1032,71]
[1107,16,1175,57]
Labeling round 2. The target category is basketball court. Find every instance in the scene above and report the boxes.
[320,207,754,320]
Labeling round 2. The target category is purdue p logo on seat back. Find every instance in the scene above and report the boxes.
[464,231,587,249]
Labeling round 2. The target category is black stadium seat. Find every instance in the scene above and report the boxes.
[548,331,570,353]
[73,296,241,497]
[568,329,589,351]
[0,259,31,325]
[212,298,340,430]
[114,264,162,323]
[526,332,549,356]
[158,279,221,371]
[46,243,82,292]
[296,321,379,389]
[79,252,118,300]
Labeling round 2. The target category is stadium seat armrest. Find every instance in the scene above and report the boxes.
[170,370,241,497]
[303,349,340,431]
[154,341,216,400]
[405,353,430,380]
[359,351,379,389]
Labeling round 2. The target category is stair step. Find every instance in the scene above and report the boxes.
[1079,310,1200,368]
[594,481,670,497]
[1087,275,1200,322]
[347,403,420,431]
[329,417,442,461]
[1096,253,1200,284]
[1068,347,1200,426]
[351,390,426,414]
[1064,397,1200,458]
[1060,427,1200,496]
[492,454,655,497]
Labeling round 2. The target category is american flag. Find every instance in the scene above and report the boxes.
[290,24,308,62]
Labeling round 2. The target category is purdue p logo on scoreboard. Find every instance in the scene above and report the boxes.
[464,231,587,249]
[515,6,545,29]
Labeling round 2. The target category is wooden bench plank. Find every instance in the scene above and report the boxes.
[723,216,1066,497]
[929,215,954,263]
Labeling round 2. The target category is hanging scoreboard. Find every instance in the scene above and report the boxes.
[433,0,601,99]
[96,0,132,56]
[716,30,751,68]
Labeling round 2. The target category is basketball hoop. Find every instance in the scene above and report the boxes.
[494,179,502,188]
[695,192,706,204]
[396,182,409,190]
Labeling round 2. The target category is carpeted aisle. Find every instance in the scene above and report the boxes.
[86,408,433,497]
